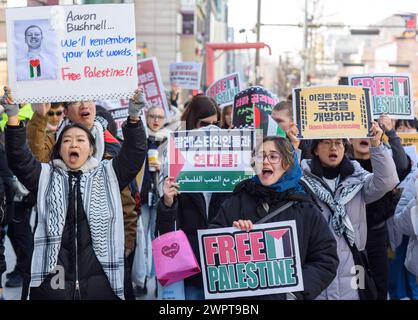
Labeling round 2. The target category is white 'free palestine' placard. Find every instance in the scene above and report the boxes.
[6,3,138,103]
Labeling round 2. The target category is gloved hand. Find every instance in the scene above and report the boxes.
[1,87,19,117]
[128,88,147,118]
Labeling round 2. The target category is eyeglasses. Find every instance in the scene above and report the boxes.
[255,152,281,164]
[319,140,344,148]
[47,110,63,117]
[198,120,220,128]
[147,115,165,121]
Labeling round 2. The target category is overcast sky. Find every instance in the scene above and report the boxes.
[228,0,418,61]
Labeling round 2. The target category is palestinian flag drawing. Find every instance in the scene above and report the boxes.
[29,59,41,78]
[264,228,293,260]
[253,104,286,137]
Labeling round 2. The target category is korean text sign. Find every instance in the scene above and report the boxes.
[198,221,304,299]
[206,73,241,108]
[168,128,254,192]
[232,86,278,129]
[293,86,373,139]
[348,74,413,119]
[169,62,202,90]
[6,4,137,103]
[138,57,170,117]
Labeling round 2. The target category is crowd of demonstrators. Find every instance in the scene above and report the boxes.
[300,123,399,300]
[156,94,230,300]
[210,136,339,300]
[347,115,410,299]
[3,87,147,300]
[0,77,417,302]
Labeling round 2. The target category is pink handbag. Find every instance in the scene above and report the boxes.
[152,229,201,286]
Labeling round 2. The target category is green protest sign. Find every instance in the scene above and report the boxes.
[168,128,254,192]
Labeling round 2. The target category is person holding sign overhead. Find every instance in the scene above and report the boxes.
[300,122,399,300]
[26,94,141,299]
[3,86,147,300]
[209,136,338,300]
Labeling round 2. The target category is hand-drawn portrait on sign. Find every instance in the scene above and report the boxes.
[14,19,59,81]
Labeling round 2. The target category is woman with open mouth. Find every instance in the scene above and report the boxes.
[300,122,399,300]
[210,136,339,300]
[2,87,147,300]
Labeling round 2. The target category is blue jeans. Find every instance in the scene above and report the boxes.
[141,204,157,278]
[388,236,418,300]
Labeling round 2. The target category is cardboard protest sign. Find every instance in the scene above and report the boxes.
[293,86,373,139]
[206,73,241,108]
[198,221,303,299]
[6,4,137,103]
[168,128,254,192]
[169,62,202,90]
[348,74,413,119]
[232,86,278,129]
[138,57,170,118]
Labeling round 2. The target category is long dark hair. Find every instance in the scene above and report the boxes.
[51,123,96,161]
[181,94,219,130]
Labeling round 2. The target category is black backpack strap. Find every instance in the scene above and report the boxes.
[256,201,295,224]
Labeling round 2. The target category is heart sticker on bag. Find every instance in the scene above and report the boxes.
[30,59,40,67]
[162,243,180,258]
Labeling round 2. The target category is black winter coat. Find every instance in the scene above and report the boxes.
[0,143,15,226]
[209,179,339,300]
[156,192,231,288]
[5,119,147,300]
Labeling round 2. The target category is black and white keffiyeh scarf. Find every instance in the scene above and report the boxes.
[31,157,125,299]
[302,159,370,246]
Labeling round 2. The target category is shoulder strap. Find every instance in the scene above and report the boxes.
[342,233,362,265]
[256,201,296,224]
